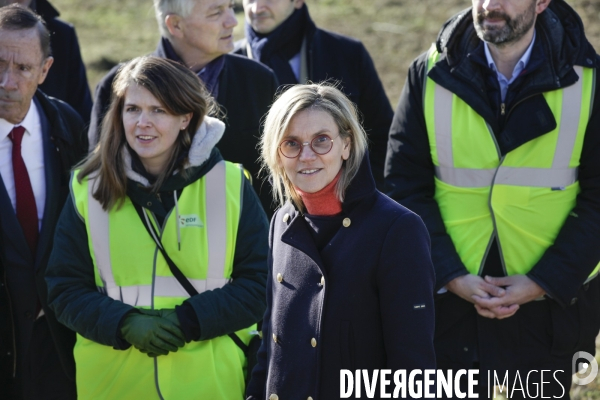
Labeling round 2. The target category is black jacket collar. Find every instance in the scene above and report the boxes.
[426,2,598,150]
[34,89,73,145]
[434,2,598,81]
[34,0,60,20]
[430,0,600,92]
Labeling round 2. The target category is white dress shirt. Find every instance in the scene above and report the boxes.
[484,30,536,101]
[0,100,46,231]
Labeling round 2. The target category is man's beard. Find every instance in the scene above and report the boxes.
[473,5,536,47]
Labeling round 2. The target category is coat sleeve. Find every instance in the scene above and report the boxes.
[384,54,468,291]
[87,66,119,149]
[245,210,277,400]
[45,194,135,349]
[355,42,393,190]
[62,24,92,126]
[528,72,600,307]
[377,211,436,375]
[187,177,269,340]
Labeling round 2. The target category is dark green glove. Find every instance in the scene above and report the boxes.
[138,308,180,327]
[157,308,180,326]
[120,312,185,356]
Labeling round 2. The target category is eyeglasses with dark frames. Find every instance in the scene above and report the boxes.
[279,134,340,158]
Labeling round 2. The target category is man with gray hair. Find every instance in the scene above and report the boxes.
[89,0,278,215]
[0,4,87,399]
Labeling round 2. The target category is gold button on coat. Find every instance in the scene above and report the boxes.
[307,397,314,400]
[269,395,279,400]
[320,276,325,286]
[311,338,317,347]
[342,218,351,227]
[273,334,278,343]
[277,273,283,283]
[283,213,290,223]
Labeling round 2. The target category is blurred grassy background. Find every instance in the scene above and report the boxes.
[48,0,600,395]
[51,0,600,108]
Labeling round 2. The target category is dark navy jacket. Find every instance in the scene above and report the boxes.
[246,157,436,400]
[0,91,87,392]
[88,41,279,216]
[235,6,393,189]
[35,0,93,125]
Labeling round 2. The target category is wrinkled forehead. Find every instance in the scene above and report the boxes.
[0,27,44,63]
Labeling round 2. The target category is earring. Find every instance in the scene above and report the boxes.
[181,126,186,131]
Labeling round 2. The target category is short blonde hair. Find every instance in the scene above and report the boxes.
[261,83,368,211]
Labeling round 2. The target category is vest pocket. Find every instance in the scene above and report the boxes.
[340,320,355,370]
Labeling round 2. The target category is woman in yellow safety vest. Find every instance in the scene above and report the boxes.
[45,56,269,399]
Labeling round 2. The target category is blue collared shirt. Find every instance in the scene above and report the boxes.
[484,30,536,102]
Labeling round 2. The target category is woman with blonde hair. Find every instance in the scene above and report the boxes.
[46,56,268,399]
[246,83,436,399]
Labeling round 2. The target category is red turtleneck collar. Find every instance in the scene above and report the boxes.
[295,170,343,216]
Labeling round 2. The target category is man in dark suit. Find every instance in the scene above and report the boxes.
[235,0,392,188]
[0,0,93,124]
[89,0,278,215]
[0,5,88,399]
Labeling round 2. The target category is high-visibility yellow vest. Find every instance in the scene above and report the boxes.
[424,45,599,278]
[70,160,254,400]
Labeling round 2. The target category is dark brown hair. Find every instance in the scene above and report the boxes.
[77,55,216,210]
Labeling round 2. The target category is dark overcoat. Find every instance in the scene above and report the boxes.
[246,158,436,400]
[234,7,393,189]
[35,0,93,124]
[88,42,279,216]
[0,91,88,396]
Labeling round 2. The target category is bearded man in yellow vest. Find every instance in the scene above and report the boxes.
[386,0,600,397]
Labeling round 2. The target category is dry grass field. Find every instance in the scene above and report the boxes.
[50,0,600,107]
[48,0,600,396]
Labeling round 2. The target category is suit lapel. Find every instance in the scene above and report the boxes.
[35,103,61,270]
[280,210,326,273]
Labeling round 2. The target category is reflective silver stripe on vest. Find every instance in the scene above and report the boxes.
[109,277,212,307]
[204,160,229,290]
[494,166,578,187]
[553,66,584,169]
[432,66,584,188]
[435,166,495,188]
[434,83,454,168]
[435,166,578,188]
[88,161,230,304]
[87,176,121,301]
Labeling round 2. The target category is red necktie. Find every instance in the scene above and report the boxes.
[9,126,38,254]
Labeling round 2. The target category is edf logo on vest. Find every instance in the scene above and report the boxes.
[178,214,204,228]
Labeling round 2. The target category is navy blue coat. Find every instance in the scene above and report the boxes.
[36,0,93,125]
[235,6,393,189]
[246,157,436,400]
[0,90,88,394]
